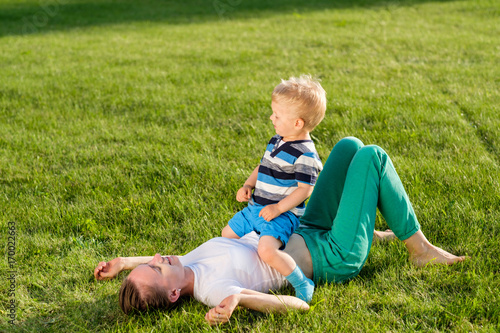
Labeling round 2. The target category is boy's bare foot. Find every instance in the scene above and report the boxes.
[404,230,468,267]
[373,229,396,242]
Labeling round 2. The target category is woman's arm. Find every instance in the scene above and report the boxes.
[94,256,156,280]
[205,289,309,325]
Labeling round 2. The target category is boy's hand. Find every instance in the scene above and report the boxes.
[236,185,253,202]
[259,204,282,221]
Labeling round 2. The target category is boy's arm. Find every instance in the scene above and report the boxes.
[236,166,259,202]
[259,182,313,221]
[244,166,259,189]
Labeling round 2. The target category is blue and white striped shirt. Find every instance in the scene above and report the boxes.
[252,135,323,217]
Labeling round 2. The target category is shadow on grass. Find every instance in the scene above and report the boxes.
[1,0,459,38]
[16,286,289,331]
[16,294,120,332]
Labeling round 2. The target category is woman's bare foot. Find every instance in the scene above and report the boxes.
[373,229,396,242]
[409,244,468,267]
[404,230,468,267]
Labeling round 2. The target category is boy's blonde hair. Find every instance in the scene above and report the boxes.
[272,74,327,131]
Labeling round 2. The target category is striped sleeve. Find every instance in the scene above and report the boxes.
[294,151,322,186]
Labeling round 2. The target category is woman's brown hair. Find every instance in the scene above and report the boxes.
[119,277,172,314]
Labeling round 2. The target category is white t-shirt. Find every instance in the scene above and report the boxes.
[178,232,287,307]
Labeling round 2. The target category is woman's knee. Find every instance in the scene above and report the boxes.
[332,137,364,158]
[337,137,364,150]
[354,145,389,167]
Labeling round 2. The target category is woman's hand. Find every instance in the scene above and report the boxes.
[94,257,124,280]
[205,294,240,325]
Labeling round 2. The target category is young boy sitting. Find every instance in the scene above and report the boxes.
[221,75,326,302]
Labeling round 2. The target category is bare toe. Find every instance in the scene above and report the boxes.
[410,245,468,267]
[373,229,396,242]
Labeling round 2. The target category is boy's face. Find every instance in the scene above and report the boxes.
[270,100,303,140]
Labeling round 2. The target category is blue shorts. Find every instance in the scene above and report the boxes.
[228,202,300,249]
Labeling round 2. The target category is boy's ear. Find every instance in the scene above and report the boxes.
[295,118,305,129]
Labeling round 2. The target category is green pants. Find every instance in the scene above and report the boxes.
[295,137,420,283]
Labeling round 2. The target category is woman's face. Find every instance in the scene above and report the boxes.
[128,254,185,291]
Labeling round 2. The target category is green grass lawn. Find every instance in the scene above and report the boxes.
[0,0,499,331]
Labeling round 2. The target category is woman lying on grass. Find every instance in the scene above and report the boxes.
[94,137,467,325]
